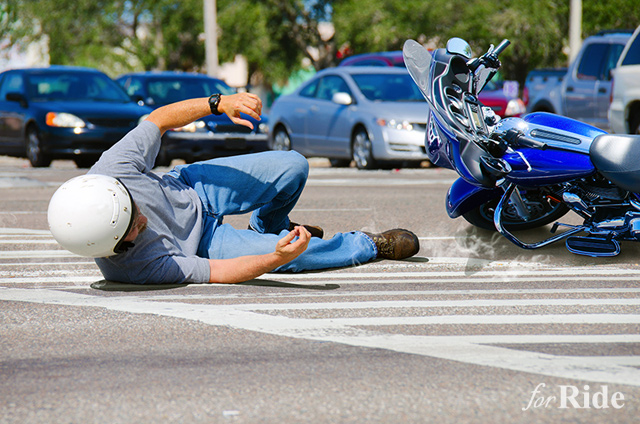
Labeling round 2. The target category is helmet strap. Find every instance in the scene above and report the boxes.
[115,241,135,254]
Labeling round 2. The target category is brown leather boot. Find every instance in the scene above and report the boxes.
[364,229,420,260]
[288,222,324,239]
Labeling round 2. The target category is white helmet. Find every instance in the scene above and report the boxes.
[48,174,136,258]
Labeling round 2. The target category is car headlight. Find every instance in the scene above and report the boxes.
[376,118,414,131]
[258,122,269,134]
[137,114,150,125]
[172,120,207,133]
[504,99,526,117]
[45,112,86,128]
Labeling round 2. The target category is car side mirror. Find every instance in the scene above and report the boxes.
[606,68,614,81]
[332,92,353,105]
[6,92,27,107]
[130,94,145,105]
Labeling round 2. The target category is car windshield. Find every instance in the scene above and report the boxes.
[352,73,425,102]
[146,78,235,106]
[27,72,131,102]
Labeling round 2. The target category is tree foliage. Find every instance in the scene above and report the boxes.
[334,0,571,84]
[218,0,335,85]
[2,0,639,86]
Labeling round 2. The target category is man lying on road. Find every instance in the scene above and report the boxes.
[48,92,419,284]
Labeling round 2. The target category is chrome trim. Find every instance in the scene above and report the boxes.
[530,129,581,145]
[494,184,585,249]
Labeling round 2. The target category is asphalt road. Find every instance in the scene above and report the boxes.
[0,156,639,423]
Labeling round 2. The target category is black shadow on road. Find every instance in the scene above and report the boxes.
[239,279,340,290]
[90,279,340,292]
[90,280,190,292]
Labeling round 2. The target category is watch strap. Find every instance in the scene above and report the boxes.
[208,93,223,115]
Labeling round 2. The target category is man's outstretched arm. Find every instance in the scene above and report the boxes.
[207,226,311,284]
[145,92,262,135]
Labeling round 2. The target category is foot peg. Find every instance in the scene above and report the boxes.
[566,236,620,257]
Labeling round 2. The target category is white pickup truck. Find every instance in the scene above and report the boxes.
[609,26,640,134]
[525,30,632,130]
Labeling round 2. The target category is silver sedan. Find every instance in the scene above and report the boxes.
[268,67,430,169]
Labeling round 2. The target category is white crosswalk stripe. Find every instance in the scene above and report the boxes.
[1,228,639,387]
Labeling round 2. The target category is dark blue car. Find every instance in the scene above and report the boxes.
[116,72,269,165]
[0,66,151,167]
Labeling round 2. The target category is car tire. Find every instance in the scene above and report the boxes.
[329,158,351,167]
[352,128,376,170]
[272,127,291,151]
[74,156,99,169]
[25,126,52,168]
[154,145,172,167]
[632,113,640,135]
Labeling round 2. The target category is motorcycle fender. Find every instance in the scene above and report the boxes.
[446,177,503,218]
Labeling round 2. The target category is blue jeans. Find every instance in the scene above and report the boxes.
[168,151,376,272]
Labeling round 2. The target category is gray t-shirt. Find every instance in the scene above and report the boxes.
[88,121,210,284]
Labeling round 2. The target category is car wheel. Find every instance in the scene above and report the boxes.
[352,128,376,170]
[74,156,98,169]
[25,126,52,168]
[632,113,640,134]
[154,145,172,167]
[272,127,291,151]
[329,158,351,167]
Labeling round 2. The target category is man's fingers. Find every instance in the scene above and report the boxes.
[229,116,254,130]
[219,93,262,117]
[278,229,298,246]
[296,226,311,244]
[221,93,263,129]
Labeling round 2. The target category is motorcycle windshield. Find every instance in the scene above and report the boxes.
[403,39,457,171]
[403,40,434,105]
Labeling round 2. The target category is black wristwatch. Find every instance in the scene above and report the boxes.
[208,93,223,115]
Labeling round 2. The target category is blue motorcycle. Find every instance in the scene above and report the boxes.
[403,38,640,257]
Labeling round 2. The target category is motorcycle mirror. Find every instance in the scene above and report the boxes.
[403,39,434,102]
[446,38,473,59]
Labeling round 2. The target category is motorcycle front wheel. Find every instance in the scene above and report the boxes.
[462,192,569,231]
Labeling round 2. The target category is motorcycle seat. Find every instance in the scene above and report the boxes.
[590,134,640,193]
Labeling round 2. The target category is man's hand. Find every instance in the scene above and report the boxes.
[218,92,263,130]
[207,226,311,284]
[274,225,311,263]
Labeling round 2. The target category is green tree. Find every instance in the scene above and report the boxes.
[4,0,639,87]
[446,0,570,86]
[582,0,640,35]
[217,0,335,86]
[333,0,571,85]
[5,0,206,76]
[5,0,124,70]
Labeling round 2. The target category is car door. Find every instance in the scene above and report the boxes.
[0,71,27,153]
[278,79,319,155]
[594,43,626,129]
[564,42,610,125]
[305,75,353,156]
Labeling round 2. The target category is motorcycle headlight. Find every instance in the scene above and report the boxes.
[45,112,86,128]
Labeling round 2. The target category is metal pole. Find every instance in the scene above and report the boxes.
[569,0,582,64]
[203,0,219,76]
